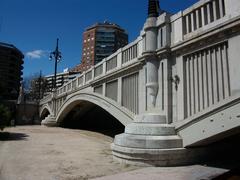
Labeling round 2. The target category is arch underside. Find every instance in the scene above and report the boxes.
[39,104,52,120]
[40,107,51,120]
[56,92,134,126]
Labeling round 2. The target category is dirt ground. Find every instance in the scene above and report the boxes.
[0,126,138,180]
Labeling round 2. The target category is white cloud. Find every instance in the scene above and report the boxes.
[25,50,48,59]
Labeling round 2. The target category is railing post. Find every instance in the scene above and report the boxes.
[83,72,86,85]
[103,60,106,75]
[117,49,122,68]
[201,6,206,26]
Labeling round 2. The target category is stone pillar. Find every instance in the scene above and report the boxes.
[111,2,192,166]
[144,17,159,109]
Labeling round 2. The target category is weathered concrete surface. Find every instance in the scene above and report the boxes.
[0,126,138,180]
[92,165,228,180]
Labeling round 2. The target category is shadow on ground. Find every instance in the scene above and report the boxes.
[0,132,28,141]
[212,168,240,180]
[198,133,240,179]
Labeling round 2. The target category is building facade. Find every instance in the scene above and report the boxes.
[0,42,24,101]
[44,69,79,93]
[71,21,128,72]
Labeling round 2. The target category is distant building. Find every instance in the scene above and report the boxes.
[44,69,79,92]
[0,42,24,101]
[71,21,128,72]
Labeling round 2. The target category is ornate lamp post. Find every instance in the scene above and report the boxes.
[49,38,62,90]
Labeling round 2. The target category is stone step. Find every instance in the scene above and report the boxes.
[41,116,57,127]
[114,134,183,149]
[125,123,176,136]
[111,143,206,166]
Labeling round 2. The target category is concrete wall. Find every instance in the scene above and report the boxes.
[16,103,40,125]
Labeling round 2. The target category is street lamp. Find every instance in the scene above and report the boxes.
[49,38,62,90]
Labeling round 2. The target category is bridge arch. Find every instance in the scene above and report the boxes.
[39,104,52,120]
[56,92,134,126]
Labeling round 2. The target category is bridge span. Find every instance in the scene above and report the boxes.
[40,0,240,166]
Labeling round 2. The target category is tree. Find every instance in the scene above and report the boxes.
[0,104,11,130]
[23,73,48,102]
[29,77,48,101]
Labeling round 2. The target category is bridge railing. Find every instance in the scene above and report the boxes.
[171,0,240,123]
[56,36,143,97]
[182,0,226,36]
[171,0,236,45]
[39,93,52,105]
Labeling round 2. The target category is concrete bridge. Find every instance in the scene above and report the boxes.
[40,0,240,166]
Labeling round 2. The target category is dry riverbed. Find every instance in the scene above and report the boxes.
[0,126,138,180]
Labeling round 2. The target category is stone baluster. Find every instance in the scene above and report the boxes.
[219,0,224,18]
[207,3,211,24]
[201,6,206,26]
[213,0,218,20]
[186,15,190,34]
[196,9,200,29]
[191,12,195,32]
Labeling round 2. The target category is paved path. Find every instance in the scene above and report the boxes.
[0,126,137,180]
[0,126,230,180]
[92,165,228,180]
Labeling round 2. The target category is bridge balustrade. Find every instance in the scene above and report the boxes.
[54,38,142,98]
[122,43,138,64]
[77,76,84,87]
[66,82,72,92]
[72,79,77,90]
[85,70,93,82]
[183,0,226,36]
[94,64,103,77]
[106,56,117,72]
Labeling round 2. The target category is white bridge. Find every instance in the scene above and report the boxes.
[40,0,240,166]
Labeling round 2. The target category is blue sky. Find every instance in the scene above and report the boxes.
[0,0,198,78]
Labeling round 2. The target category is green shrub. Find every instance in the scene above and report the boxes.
[0,104,11,130]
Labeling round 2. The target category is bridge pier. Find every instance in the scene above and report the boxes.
[111,7,193,166]
[111,113,206,166]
